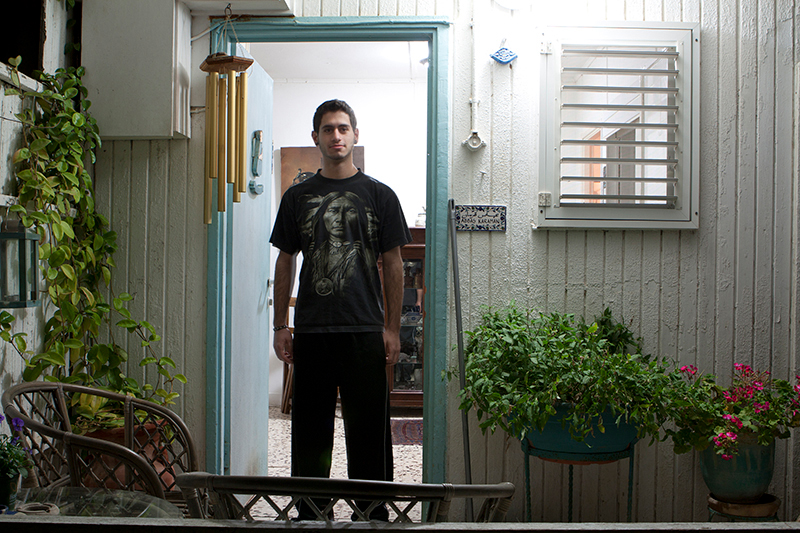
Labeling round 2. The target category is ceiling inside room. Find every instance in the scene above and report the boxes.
[248,41,430,81]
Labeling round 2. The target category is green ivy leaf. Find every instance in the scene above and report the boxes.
[61,264,75,280]
[0,311,15,325]
[60,221,75,239]
[13,147,31,163]
[30,138,50,152]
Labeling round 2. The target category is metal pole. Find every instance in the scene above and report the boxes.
[449,199,473,521]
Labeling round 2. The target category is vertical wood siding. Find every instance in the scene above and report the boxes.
[92,0,799,523]
[94,116,208,462]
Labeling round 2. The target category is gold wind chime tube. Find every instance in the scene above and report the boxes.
[227,68,237,191]
[203,73,219,224]
[231,71,241,203]
[217,75,227,212]
[237,71,248,195]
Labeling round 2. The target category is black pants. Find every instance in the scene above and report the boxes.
[291,332,393,483]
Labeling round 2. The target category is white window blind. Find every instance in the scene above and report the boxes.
[538,24,699,229]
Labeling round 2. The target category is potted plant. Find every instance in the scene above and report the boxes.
[1,57,186,434]
[0,414,30,509]
[666,363,800,503]
[455,304,674,452]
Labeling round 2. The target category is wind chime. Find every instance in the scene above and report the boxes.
[199,10,253,224]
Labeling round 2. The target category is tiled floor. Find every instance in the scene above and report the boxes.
[251,406,423,521]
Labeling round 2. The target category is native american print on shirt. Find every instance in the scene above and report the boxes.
[298,191,379,297]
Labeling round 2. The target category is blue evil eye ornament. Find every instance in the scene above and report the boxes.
[491,47,517,64]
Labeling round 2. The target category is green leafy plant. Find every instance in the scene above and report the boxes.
[666,363,800,458]
[0,415,30,479]
[452,304,674,443]
[1,57,186,432]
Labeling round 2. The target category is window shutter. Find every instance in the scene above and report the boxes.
[537,24,699,230]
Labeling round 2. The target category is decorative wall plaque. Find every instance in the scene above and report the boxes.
[454,205,507,231]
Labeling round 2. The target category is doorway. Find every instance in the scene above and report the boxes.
[210,17,451,485]
[256,38,428,490]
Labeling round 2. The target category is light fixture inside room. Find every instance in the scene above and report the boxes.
[0,220,40,308]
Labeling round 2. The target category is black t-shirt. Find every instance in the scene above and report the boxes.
[270,171,412,333]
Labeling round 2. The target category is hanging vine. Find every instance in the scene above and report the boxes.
[1,57,185,431]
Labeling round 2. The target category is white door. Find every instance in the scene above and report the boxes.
[207,48,274,476]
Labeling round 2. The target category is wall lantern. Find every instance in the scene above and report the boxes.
[0,221,40,308]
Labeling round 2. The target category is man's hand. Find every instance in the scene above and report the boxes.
[383,330,400,366]
[383,331,400,366]
[273,328,294,364]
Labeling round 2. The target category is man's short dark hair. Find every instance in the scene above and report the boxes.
[313,99,357,133]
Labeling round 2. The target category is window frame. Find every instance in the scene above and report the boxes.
[536,22,700,230]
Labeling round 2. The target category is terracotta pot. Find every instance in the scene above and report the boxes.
[82,421,172,491]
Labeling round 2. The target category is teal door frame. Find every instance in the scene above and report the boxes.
[206,17,451,484]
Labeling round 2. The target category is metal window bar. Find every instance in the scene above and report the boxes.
[562,85,678,94]
[561,157,678,165]
[561,121,678,129]
[561,194,678,202]
[561,176,678,183]
[561,140,678,147]
[563,67,678,76]
[563,103,678,112]
[562,49,679,58]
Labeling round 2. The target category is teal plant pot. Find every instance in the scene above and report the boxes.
[699,432,775,504]
[0,473,21,509]
[524,405,638,455]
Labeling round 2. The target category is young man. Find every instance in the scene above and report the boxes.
[270,99,411,520]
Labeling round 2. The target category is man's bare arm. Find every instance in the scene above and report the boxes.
[381,246,404,366]
[273,250,297,364]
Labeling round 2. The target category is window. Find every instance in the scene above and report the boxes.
[0,1,46,79]
[537,24,699,229]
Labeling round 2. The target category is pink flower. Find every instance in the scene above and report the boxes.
[723,414,744,429]
[680,365,697,376]
[754,401,770,413]
[722,454,733,460]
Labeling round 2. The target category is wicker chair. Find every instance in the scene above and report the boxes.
[176,471,515,523]
[2,381,199,507]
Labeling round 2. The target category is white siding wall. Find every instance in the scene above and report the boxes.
[441,0,800,523]
[91,0,800,523]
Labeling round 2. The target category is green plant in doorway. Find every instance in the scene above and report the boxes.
[1,57,186,433]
